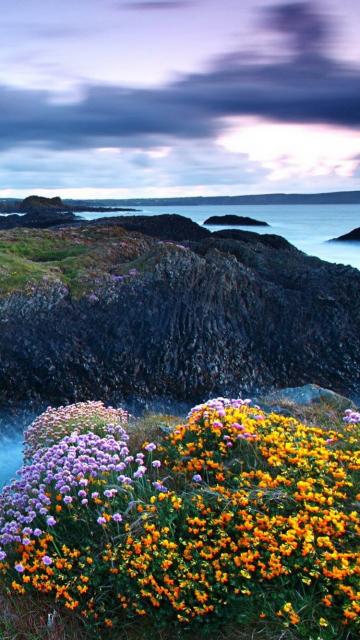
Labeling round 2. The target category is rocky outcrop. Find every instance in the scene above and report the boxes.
[331,227,360,241]
[212,229,292,250]
[261,384,354,408]
[0,195,77,229]
[204,214,269,226]
[91,214,211,241]
[19,195,66,212]
[0,195,139,226]
[0,220,359,410]
[0,210,77,230]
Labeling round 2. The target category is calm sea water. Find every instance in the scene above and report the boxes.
[81,204,360,270]
[0,435,22,487]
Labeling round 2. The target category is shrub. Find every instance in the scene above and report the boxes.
[0,398,358,639]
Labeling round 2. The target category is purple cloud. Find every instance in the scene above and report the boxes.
[264,1,331,55]
[122,1,193,10]
[0,1,357,155]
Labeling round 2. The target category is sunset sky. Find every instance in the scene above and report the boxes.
[0,0,359,198]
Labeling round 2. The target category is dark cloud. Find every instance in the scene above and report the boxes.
[264,2,331,55]
[0,1,358,152]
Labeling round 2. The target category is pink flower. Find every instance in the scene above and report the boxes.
[15,563,24,573]
[112,513,122,522]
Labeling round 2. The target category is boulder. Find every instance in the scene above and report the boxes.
[262,384,354,408]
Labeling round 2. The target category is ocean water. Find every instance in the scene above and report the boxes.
[0,434,23,488]
[81,204,360,270]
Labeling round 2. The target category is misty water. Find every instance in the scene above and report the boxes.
[0,433,23,488]
[81,203,360,270]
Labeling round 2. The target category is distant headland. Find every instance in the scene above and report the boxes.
[65,190,360,207]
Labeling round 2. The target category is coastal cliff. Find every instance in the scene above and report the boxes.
[0,216,359,408]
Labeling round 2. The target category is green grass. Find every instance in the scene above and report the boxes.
[0,225,157,297]
[0,251,56,293]
[0,238,88,262]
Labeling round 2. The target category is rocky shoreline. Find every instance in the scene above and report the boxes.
[0,213,359,413]
[0,195,138,230]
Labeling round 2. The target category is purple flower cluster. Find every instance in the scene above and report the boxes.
[0,430,149,554]
[343,409,360,424]
[188,397,252,418]
[24,401,129,460]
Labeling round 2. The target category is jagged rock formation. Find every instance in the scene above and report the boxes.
[204,215,269,226]
[0,217,359,410]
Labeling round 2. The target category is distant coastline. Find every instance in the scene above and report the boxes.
[61,190,360,207]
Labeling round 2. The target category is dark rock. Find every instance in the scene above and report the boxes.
[90,214,211,241]
[19,195,66,212]
[0,222,360,408]
[0,210,77,230]
[0,195,139,222]
[0,194,78,229]
[204,214,269,226]
[331,227,360,242]
[212,229,293,250]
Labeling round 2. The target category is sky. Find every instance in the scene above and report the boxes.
[0,0,359,198]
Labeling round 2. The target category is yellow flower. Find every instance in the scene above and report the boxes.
[319,618,328,627]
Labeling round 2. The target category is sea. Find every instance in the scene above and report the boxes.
[0,435,23,488]
[80,203,360,270]
[1,203,359,486]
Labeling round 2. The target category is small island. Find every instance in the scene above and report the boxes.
[0,194,140,230]
[204,214,269,226]
[331,226,360,242]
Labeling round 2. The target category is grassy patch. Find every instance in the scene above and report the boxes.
[0,250,56,293]
[0,224,156,296]
[265,398,352,430]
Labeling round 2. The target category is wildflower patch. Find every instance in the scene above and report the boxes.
[0,398,358,639]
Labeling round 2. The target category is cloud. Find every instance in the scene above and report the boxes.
[0,141,264,196]
[0,1,358,154]
[264,1,331,56]
[122,1,193,10]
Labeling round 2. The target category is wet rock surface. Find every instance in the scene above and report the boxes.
[0,218,359,410]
